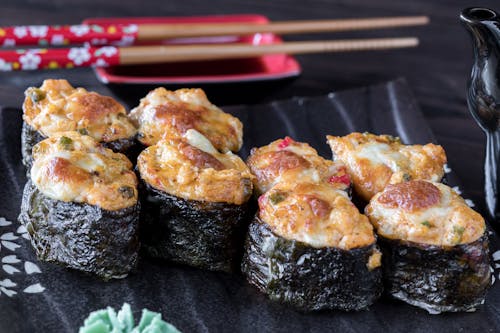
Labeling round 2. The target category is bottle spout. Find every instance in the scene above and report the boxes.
[460,7,498,25]
[461,7,500,52]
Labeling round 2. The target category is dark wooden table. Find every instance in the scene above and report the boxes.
[0,1,495,231]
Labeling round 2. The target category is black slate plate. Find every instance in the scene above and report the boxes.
[0,78,499,333]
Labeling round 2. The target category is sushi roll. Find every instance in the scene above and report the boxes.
[326,132,447,201]
[242,182,383,311]
[129,87,243,152]
[22,79,137,169]
[246,136,351,195]
[137,129,254,272]
[365,180,491,313]
[18,132,140,279]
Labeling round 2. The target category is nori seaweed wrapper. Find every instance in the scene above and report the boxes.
[241,216,383,311]
[21,122,137,170]
[21,121,46,169]
[139,179,254,273]
[378,234,491,313]
[18,180,140,280]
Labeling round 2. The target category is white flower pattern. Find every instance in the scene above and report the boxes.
[68,47,91,65]
[114,35,135,46]
[90,38,108,45]
[92,58,109,67]
[0,217,44,298]
[16,225,30,240]
[13,26,28,38]
[69,25,90,37]
[19,52,42,70]
[23,283,45,293]
[0,279,17,297]
[98,46,118,57]
[123,24,138,34]
[28,26,48,38]
[2,39,15,47]
[0,218,10,227]
[50,34,65,45]
[0,43,118,71]
[0,58,12,71]
[1,232,19,251]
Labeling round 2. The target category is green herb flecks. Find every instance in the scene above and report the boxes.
[28,88,46,103]
[421,221,432,228]
[453,225,465,243]
[269,191,287,205]
[78,128,89,136]
[403,173,412,182]
[59,136,73,150]
[385,135,401,143]
[119,186,135,199]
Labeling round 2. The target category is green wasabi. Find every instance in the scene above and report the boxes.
[79,303,181,333]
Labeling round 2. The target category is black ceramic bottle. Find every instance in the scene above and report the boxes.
[461,7,500,223]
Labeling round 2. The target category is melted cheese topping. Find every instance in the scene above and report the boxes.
[30,132,138,211]
[365,180,485,246]
[327,132,447,201]
[247,137,350,195]
[138,129,254,204]
[23,79,137,142]
[129,87,243,152]
[259,182,376,249]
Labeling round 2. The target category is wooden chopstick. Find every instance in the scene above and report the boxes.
[0,37,418,71]
[137,16,429,40]
[120,38,419,64]
[0,16,428,47]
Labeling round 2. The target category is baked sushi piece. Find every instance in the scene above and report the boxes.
[242,182,383,311]
[129,87,243,152]
[22,79,137,168]
[137,129,254,272]
[246,136,351,195]
[18,132,140,279]
[326,132,447,201]
[365,180,491,313]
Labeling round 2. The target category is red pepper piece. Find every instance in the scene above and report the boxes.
[278,136,294,149]
[329,173,351,186]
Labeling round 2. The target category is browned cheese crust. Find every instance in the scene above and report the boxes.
[327,132,447,201]
[247,137,350,195]
[23,79,137,142]
[129,87,243,152]
[365,180,485,246]
[259,181,378,251]
[137,130,254,205]
[30,131,138,211]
